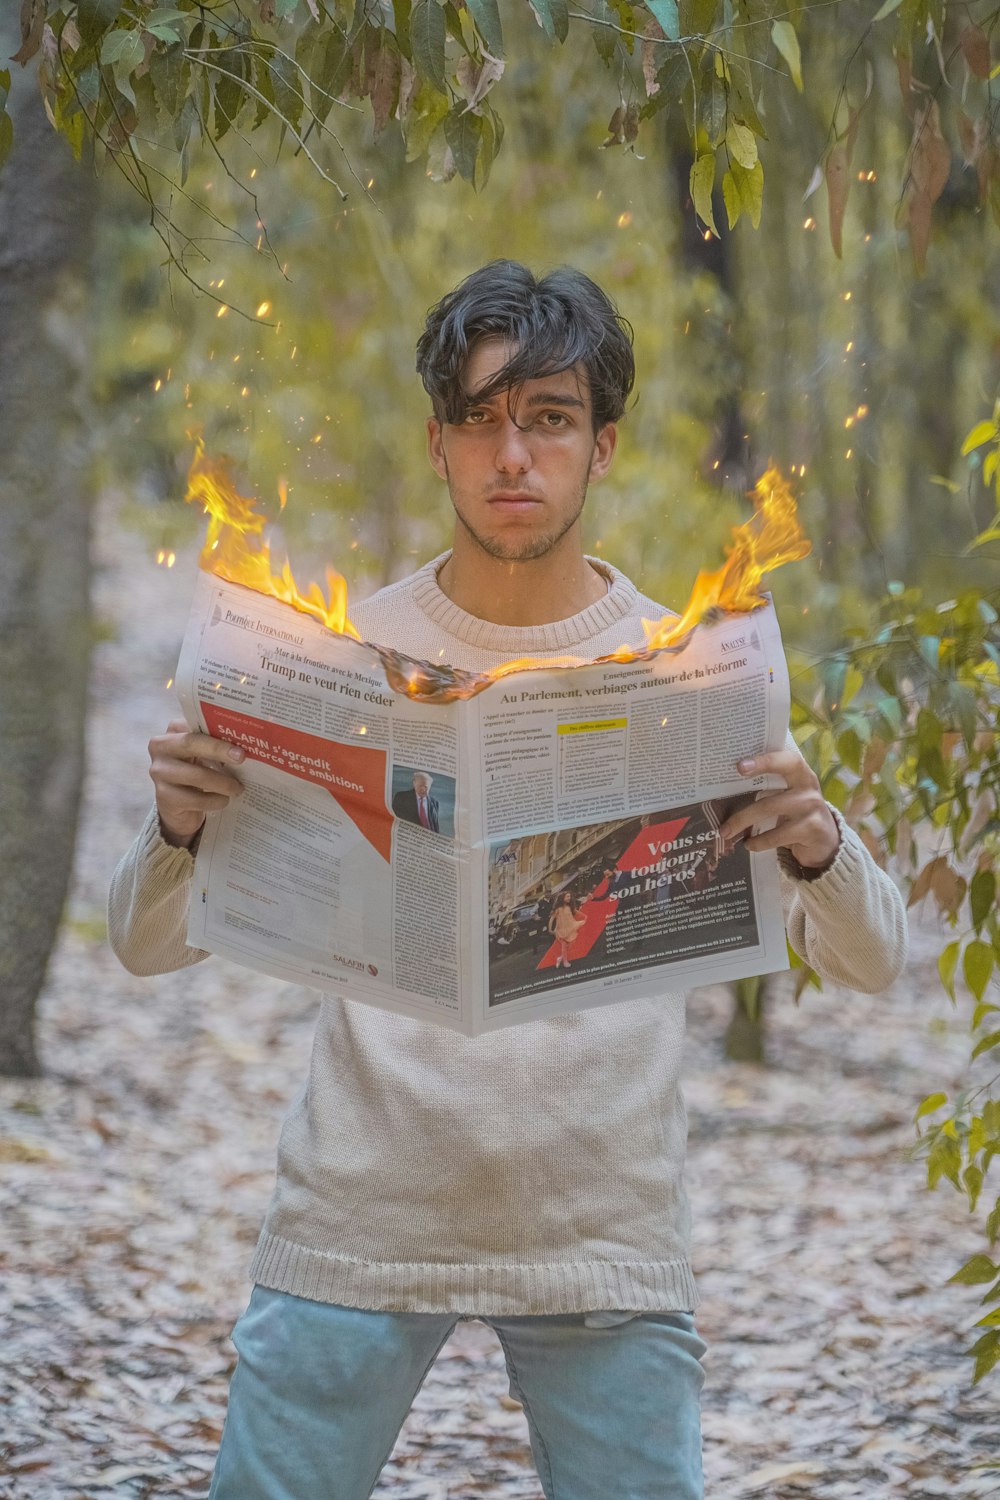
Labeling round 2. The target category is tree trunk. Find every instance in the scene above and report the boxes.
[0,58,96,1075]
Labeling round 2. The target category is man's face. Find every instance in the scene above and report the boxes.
[412,774,431,797]
[426,338,617,563]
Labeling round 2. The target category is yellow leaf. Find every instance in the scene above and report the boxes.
[771,20,803,92]
[961,420,999,454]
[723,158,763,230]
[690,152,719,236]
[727,121,758,169]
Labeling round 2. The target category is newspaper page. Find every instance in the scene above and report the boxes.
[178,571,791,1035]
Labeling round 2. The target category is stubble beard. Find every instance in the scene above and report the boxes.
[446,462,591,564]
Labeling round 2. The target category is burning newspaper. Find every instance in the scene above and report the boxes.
[176,573,794,1035]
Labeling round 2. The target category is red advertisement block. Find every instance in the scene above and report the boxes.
[201,703,393,863]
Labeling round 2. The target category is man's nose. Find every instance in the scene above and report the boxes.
[494,416,532,472]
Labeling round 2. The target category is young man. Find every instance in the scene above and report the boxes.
[109,261,907,1500]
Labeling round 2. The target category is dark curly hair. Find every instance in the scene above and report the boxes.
[415,260,635,436]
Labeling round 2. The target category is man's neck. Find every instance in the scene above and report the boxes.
[437,531,609,628]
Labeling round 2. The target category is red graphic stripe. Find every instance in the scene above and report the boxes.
[536,817,690,968]
[201,703,393,862]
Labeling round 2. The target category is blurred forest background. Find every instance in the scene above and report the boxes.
[2,5,1000,1487]
[90,11,997,622]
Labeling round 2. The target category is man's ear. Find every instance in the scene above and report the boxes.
[427,416,448,482]
[588,422,617,484]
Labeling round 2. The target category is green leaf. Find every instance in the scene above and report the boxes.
[965,1164,985,1212]
[965,1329,1000,1383]
[466,0,504,56]
[647,0,681,41]
[949,1253,999,1285]
[872,0,904,17]
[971,870,997,932]
[972,1030,1000,1063]
[722,157,763,229]
[950,681,979,749]
[927,1133,962,1189]
[699,74,727,145]
[310,29,352,122]
[689,151,718,235]
[149,43,187,118]
[771,19,802,91]
[268,52,303,131]
[443,105,482,180]
[0,109,12,172]
[213,50,249,139]
[411,0,448,91]
[144,8,191,42]
[937,940,961,1000]
[78,0,123,48]
[392,0,413,58]
[474,102,500,187]
[962,420,999,455]
[528,0,570,42]
[404,85,449,159]
[591,0,619,63]
[101,28,145,74]
[973,1000,1000,1030]
[915,1090,948,1120]
[966,943,996,1005]
[988,1198,1000,1245]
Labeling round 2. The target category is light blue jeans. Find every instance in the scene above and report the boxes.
[208,1285,707,1499]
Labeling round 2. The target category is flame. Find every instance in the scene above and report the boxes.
[183,439,360,638]
[183,445,808,704]
[641,466,811,651]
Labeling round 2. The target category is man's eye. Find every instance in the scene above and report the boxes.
[540,412,568,427]
[464,409,488,424]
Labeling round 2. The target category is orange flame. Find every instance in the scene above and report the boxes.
[184,440,360,639]
[642,466,811,651]
[183,445,808,703]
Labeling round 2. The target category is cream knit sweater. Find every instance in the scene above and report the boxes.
[108,553,908,1318]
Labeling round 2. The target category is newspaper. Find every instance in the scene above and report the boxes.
[177,570,792,1035]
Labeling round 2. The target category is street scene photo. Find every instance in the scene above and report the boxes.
[487,792,762,1007]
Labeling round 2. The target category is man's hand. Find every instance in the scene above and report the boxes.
[148,720,245,849]
[719,748,840,872]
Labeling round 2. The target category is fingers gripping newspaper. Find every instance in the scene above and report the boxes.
[179,571,792,1036]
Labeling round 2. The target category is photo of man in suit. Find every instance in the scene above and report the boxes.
[392,770,439,832]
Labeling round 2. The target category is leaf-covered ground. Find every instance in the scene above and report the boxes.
[1,496,998,1499]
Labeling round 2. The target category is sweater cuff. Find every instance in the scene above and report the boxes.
[779,804,875,902]
[138,805,201,868]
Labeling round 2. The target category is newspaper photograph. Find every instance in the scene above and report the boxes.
[177,569,791,1035]
[487,793,761,1008]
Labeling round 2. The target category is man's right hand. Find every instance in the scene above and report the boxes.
[148,720,246,849]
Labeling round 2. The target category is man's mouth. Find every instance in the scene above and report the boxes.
[488,493,543,513]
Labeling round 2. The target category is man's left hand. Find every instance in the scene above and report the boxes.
[719,749,841,872]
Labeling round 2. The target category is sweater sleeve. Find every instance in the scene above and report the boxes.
[780,804,907,994]
[107,806,211,977]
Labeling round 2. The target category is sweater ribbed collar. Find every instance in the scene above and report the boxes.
[409,550,640,654]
